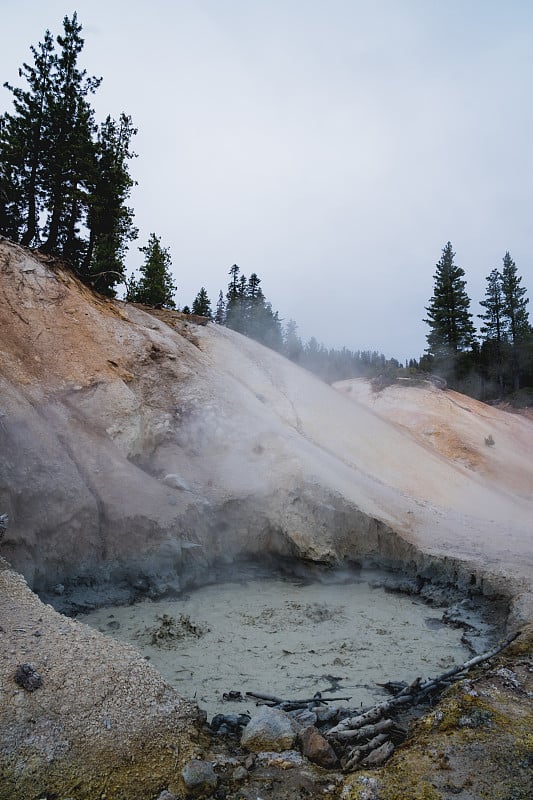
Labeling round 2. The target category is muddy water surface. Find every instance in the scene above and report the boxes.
[79,573,489,719]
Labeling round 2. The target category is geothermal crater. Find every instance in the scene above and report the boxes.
[78,564,500,720]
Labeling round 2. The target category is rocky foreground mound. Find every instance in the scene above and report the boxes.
[0,239,532,799]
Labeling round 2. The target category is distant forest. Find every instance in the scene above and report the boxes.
[1,14,531,406]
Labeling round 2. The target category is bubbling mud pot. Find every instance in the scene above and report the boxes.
[78,566,498,719]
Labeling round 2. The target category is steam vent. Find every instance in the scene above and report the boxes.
[1,239,532,799]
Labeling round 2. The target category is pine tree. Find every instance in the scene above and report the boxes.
[225,264,244,331]
[81,113,137,296]
[40,13,102,256]
[284,319,303,362]
[500,252,530,345]
[191,287,212,318]
[126,233,176,308]
[1,29,57,244]
[479,268,505,342]
[424,242,476,359]
[500,252,530,391]
[479,267,507,395]
[214,290,226,324]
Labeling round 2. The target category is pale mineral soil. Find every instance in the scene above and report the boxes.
[79,571,496,720]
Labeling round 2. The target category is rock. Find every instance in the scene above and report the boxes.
[241,706,296,753]
[211,713,250,734]
[244,753,255,770]
[231,765,248,782]
[314,705,340,724]
[289,708,317,727]
[14,663,43,692]
[298,726,338,768]
[181,759,217,797]
[162,473,190,491]
[156,791,177,800]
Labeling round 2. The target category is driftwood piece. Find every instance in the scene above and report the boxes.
[361,740,395,767]
[332,718,393,742]
[341,733,390,771]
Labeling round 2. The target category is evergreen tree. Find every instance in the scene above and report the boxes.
[126,233,176,308]
[424,242,475,360]
[500,252,530,345]
[191,287,212,318]
[479,267,507,395]
[283,319,303,362]
[225,264,244,331]
[1,13,139,296]
[81,113,137,295]
[479,268,505,342]
[500,251,530,391]
[214,290,226,324]
[40,13,102,256]
[1,29,57,244]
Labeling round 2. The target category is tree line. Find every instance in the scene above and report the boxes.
[421,242,532,403]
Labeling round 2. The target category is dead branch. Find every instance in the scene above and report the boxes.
[245,690,352,709]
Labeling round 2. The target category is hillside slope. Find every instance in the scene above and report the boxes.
[0,239,532,616]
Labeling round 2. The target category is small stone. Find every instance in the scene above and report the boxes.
[162,473,190,491]
[244,753,255,770]
[14,663,43,692]
[232,766,248,782]
[156,791,177,800]
[314,706,339,723]
[181,759,217,797]
[299,726,338,768]
[241,706,296,753]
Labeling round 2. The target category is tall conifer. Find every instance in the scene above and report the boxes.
[424,242,475,358]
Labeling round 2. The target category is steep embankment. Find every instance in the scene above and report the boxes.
[0,238,532,614]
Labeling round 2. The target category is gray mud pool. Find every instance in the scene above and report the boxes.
[79,572,494,719]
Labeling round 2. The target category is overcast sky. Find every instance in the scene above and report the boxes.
[2,1,532,361]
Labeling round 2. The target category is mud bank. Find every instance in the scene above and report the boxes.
[34,481,527,629]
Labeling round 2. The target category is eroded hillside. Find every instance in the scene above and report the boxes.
[0,238,532,614]
[1,239,532,800]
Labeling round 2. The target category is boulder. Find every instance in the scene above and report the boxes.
[181,759,217,797]
[241,706,296,752]
[299,725,338,768]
